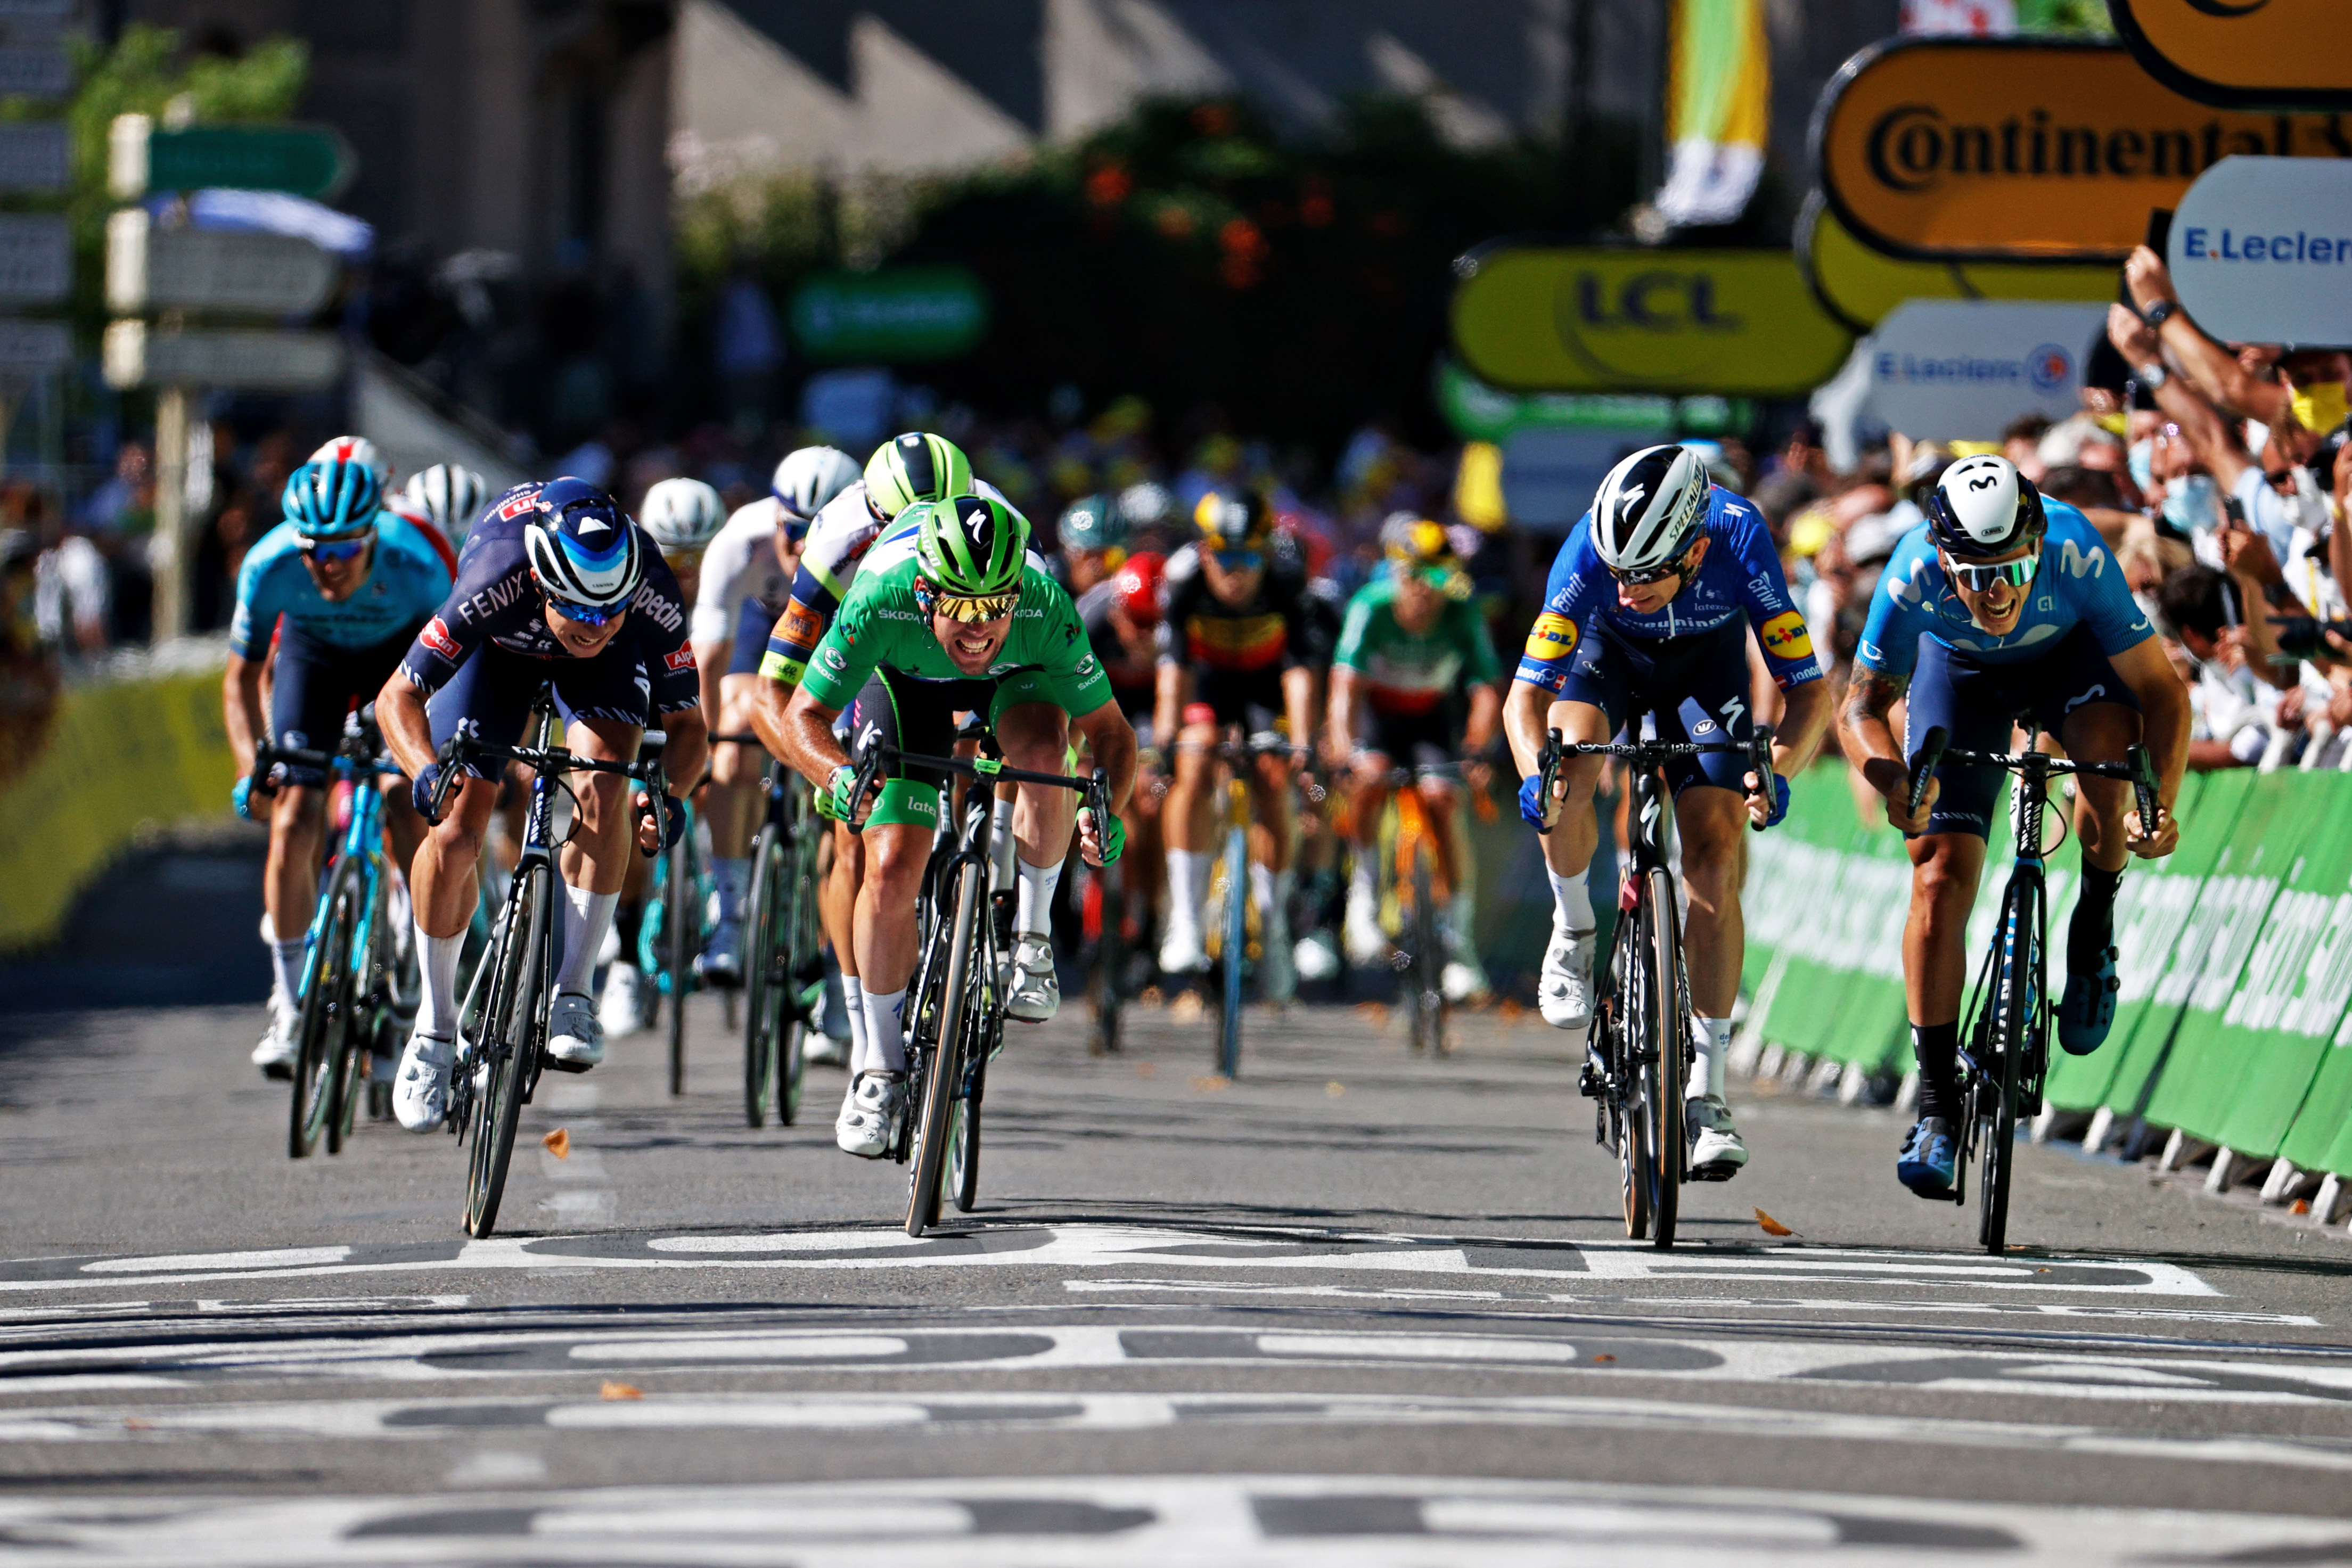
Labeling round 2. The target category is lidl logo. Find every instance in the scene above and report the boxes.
[1760,610,1815,663]
[1523,612,1579,661]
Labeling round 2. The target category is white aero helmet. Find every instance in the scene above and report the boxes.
[523,477,643,612]
[404,464,489,544]
[1589,444,1711,574]
[772,446,861,523]
[312,435,390,484]
[1927,454,2046,561]
[638,477,726,554]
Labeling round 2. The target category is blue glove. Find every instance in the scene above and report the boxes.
[1518,771,1552,829]
[1759,772,1790,829]
[638,791,686,851]
[232,775,255,821]
[412,761,444,824]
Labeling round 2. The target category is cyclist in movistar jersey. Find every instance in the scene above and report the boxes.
[690,448,861,997]
[1840,455,2186,1198]
[754,493,1136,1158]
[226,459,453,1077]
[1506,445,1831,1177]
[1327,516,1501,1000]
[376,478,707,1132]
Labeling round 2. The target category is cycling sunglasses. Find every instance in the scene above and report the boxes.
[543,593,625,627]
[778,506,814,545]
[1946,550,2040,593]
[1608,554,1689,588]
[299,533,372,564]
[929,589,1020,625]
[1210,548,1264,573]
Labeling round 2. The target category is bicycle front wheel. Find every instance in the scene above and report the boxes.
[742,826,782,1127]
[1979,878,2038,1254]
[907,860,985,1237]
[1640,866,1687,1249]
[667,839,691,1096]
[1605,919,1650,1241]
[1217,822,1247,1077]
[289,856,363,1160]
[465,859,549,1238]
[325,872,379,1156]
[776,827,821,1126]
[1412,842,1446,1057]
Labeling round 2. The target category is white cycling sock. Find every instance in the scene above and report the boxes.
[1348,853,1376,909]
[1448,885,1477,953]
[711,857,749,924]
[991,797,1018,892]
[1693,1016,1733,1101]
[1015,856,1063,940]
[1166,849,1211,935]
[862,986,908,1073]
[1249,863,1292,939]
[556,885,618,997]
[268,938,306,1019]
[1547,865,1594,936]
[841,974,869,1073]
[417,922,462,1040]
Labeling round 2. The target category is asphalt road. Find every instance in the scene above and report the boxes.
[4,845,2352,1565]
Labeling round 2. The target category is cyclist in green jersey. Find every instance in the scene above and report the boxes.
[755,494,1138,1157]
[1327,518,1501,999]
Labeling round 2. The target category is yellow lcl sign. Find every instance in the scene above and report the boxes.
[1449,247,1853,397]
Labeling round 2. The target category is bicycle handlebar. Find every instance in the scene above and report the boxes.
[1905,727,2165,839]
[843,734,1112,844]
[1534,720,1780,834]
[429,733,671,845]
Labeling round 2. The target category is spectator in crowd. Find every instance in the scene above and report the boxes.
[2156,564,2285,770]
[0,525,58,778]
[2002,413,2052,482]
[1752,419,1832,529]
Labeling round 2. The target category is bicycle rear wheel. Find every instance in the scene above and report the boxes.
[667,838,691,1096]
[1411,843,1446,1056]
[775,828,819,1126]
[325,892,375,1157]
[465,859,548,1238]
[1978,879,2037,1254]
[907,860,984,1236]
[1640,866,1687,1249]
[289,856,362,1160]
[742,826,782,1128]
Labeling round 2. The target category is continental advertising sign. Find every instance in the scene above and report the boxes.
[1814,38,2352,263]
[1448,247,1852,397]
[1796,191,2118,333]
[2112,0,2352,113]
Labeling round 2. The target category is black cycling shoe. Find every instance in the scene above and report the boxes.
[2058,944,2119,1056]
[1897,1117,1958,1198]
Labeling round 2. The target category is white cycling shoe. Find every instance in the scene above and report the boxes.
[599,965,649,1039]
[251,1010,298,1080]
[1441,959,1488,1004]
[1158,924,1209,976]
[806,1033,850,1068]
[546,991,605,1071]
[1293,929,1341,983]
[1342,889,1387,967]
[696,919,743,986]
[835,1070,906,1157]
[1538,927,1597,1031]
[393,1030,454,1132]
[1004,936,1060,1022]
[1686,1094,1749,1177]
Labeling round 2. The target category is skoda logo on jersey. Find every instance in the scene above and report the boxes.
[821,647,847,673]
[1075,654,1099,679]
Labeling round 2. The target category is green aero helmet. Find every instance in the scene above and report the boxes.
[916,493,1029,599]
[1056,492,1125,554]
[865,431,974,519]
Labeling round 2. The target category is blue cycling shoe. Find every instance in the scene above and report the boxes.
[2058,945,2119,1056]
[1897,1117,1958,1198]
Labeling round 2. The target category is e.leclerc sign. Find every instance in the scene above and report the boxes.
[1867,300,2109,440]
[1448,247,1851,397]
[2167,157,2352,347]
[788,267,988,364]
[1814,38,2352,264]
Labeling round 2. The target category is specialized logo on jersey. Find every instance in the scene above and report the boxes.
[663,646,696,674]
[420,617,459,659]
[1759,611,1813,662]
[1523,612,1579,660]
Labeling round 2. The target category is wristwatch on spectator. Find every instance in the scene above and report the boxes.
[2142,298,2177,330]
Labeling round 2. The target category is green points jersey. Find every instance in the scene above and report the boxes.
[1333,573,1500,717]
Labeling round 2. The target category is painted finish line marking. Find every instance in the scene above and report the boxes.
[5,1473,2352,1567]
[9,1389,2352,1475]
[0,1225,2222,1298]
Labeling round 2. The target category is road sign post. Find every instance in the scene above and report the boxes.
[105,209,339,316]
[108,114,355,201]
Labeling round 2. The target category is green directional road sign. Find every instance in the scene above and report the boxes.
[788,267,989,364]
[109,117,355,201]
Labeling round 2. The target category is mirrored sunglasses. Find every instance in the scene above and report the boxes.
[299,534,372,564]
[1210,548,1263,573]
[1948,551,2039,593]
[930,590,1020,625]
[544,594,624,627]
[1608,556,1686,588]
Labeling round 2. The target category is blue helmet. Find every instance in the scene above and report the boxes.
[1056,493,1125,555]
[523,476,642,612]
[282,459,382,544]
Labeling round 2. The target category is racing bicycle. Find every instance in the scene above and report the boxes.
[1904,726,2160,1254]
[842,731,1112,1237]
[741,750,824,1127]
[1537,715,1774,1247]
[1363,761,1495,1057]
[633,729,714,1096]
[1186,730,1313,1078]
[253,708,419,1160]
[429,700,671,1237]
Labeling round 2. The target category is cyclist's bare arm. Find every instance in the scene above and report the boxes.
[2109,636,2191,852]
[654,705,710,801]
[757,680,849,792]
[376,673,440,786]
[1502,677,1559,780]
[223,652,268,778]
[1153,660,1187,750]
[1463,679,1502,757]
[1325,665,1361,761]
[1281,663,1316,756]
[1838,663,1932,831]
[1071,697,1138,817]
[1772,678,1833,782]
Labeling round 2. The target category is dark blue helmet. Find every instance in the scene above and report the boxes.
[282,459,382,544]
[523,477,642,612]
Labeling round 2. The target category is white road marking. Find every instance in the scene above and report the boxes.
[81,1245,351,1274]
[1255,1333,1588,1364]
[569,1334,909,1361]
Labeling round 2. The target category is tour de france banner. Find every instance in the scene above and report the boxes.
[2166,157,2352,350]
[1865,300,2108,440]
[2110,0,2352,113]
[1812,37,2352,263]
[1447,245,1851,397]
[1794,191,2116,334]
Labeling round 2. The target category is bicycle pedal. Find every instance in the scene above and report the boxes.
[544,1056,595,1075]
[1687,1161,1740,1183]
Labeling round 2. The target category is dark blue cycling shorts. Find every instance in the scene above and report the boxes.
[727,595,777,677]
[270,621,421,786]
[1899,623,2141,840]
[1555,619,1756,797]
[427,639,669,780]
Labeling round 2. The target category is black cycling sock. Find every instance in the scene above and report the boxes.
[613,900,645,962]
[2070,863,2124,971]
[1911,1020,1961,1121]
